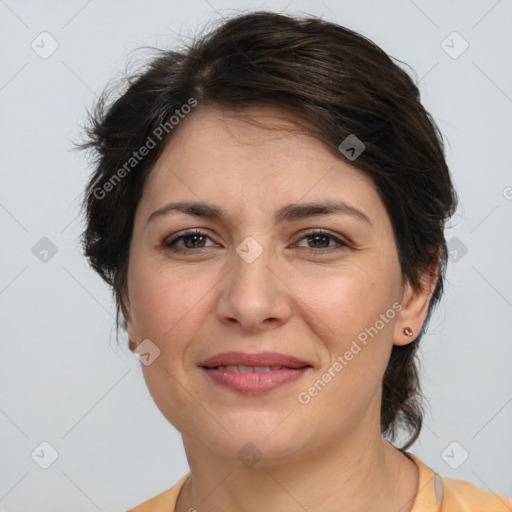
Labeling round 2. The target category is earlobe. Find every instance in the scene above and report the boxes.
[393,264,439,346]
[122,293,137,353]
[127,321,137,353]
[403,326,414,337]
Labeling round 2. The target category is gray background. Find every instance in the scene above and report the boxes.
[1,0,511,510]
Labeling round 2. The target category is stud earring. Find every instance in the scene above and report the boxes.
[403,327,413,337]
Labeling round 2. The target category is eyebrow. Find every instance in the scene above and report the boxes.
[146,200,372,226]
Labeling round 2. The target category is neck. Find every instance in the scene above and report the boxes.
[176,432,418,512]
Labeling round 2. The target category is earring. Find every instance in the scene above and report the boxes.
[403,327,413,337]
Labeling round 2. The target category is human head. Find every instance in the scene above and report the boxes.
[80,11,457,451]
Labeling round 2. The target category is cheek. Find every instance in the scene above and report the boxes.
[296,270,400,414]
[293,262,401,411]
[127,257,218,357]
[130,274,190,336]
[296,263,400,345]
[128,264,210,431]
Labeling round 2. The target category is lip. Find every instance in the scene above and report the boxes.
[201,366,311,394]
[198,351,312,394]
[198,351,311,369]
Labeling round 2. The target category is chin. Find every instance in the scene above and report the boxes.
[202,416,312,464]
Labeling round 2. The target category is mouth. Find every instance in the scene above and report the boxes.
[198,351,313,394]
[199,351,311,369]
[208,364,301,372]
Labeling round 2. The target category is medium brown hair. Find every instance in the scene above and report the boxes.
[79,11,457,451]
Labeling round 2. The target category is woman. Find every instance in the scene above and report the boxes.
[79,11,512,512]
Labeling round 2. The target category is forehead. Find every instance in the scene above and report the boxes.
[156,106,340,172]
[137,107,383,224]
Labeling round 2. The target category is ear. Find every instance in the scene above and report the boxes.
[393,258,439,346]
[121,292,137,353]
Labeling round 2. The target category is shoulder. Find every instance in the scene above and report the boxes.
[441,476,512,512]
[127,473,190,512]
[406,452,512,512]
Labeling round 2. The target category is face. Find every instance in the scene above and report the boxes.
[124,107,430,465]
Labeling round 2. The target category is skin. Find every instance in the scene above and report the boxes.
[124,107,438,512]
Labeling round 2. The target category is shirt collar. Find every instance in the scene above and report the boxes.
[405,452,444,512]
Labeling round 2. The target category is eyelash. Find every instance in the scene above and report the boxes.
[163,228,350,256]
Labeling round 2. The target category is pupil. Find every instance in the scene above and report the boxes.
[310,235,328,248]
[186,235,204,248]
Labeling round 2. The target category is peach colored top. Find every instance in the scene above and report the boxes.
[128,453,512,511]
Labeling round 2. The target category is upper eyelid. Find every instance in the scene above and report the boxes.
[164,228,216,243]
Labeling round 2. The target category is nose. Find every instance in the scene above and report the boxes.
[215,241,293,333]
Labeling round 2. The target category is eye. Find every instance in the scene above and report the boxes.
[163,228,350,256]
[163,229,217,254]
[294,229,350,255]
